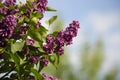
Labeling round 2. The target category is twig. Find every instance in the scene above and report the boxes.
[0,66,16,80]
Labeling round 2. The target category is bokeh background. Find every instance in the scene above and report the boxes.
[20,0,120,80]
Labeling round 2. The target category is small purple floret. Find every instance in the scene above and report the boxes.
[26,39,35,45]
[30,56,38,64]
[43,43,54,54]
[40,57,49,67]
[42,73,59,80]
[3,0,16,7]
[46,35,54,44]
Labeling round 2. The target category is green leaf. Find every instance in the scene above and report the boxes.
[49,54,60,69]
[10,53,20,67]
[46,7,57,11]
[11,41,25,53]
[31,11,42,18]
[31,68,43,80]
[26,0,34,3]
[31,17,38,25]
[19,6,27,14]
[26,0,33,9]
[32,17,38,24]
[0,47,3,52]
[9,6,15,10]
[17,1,23,8]
[51,31,58,37]
[27,30,42,42]
[33,41,41,47]
[24,16,30,22]
[47,16,57,26]
[0,3,6,8]
[38,26,48,40]
[28,26,48,43]
[18,17,24,25]
[0,13,4,20]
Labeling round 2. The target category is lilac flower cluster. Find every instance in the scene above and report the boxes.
[0,15,17,46]
[42,73,59,80]
[0,0,19,47]
[3,0,16,7]
[43,21,80,54]
[33,0,48,13]
[3,15,17,31]
[0,0,18,16]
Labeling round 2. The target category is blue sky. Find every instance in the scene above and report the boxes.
[20,0,120,79]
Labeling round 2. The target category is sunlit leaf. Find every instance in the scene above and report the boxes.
[47,16,57,26]
[49,54,60,69]
[31,68,43,80]
[27,30,42,42]
[46,7,57,11]
[11,41,25,53]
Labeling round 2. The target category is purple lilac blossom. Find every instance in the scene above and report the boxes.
[54,37,64,47]
[56,47,64,55]
[0,15,16,46]
[26,39,35,45]
[10,9,19,15]
[30,56,38,64]
[3,15,17,30]
[42,73,59,80]
[46,35,54,44]
[43,21,80,54]
[36,22,41,28]
[40,57,49,67]
[0,8,8,15]
[34,0,48,13]
[63,21,80,45]
[22,47,29,56]
[62,31,73,45]
[54,37,64,54]
[66,20,80,37]
[0,0,3,2]
[43,43,54,54]
[27,75,34,80]
[18,47,29,56]
[57,30,64,38]
[0,38,6,47]
[19,26,28,36]
[3,0,16,7]
[26,9,31,18]
[3,15,17,38]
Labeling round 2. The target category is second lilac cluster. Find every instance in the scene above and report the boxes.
[43,21,80,55]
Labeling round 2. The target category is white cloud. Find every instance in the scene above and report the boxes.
[87,12,120,34]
